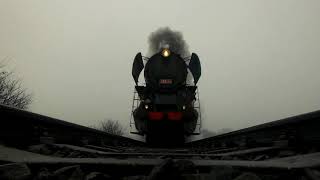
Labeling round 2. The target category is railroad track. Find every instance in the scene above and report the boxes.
[1,104,320,180]
[0,104,144,148]
[188,109,320,154]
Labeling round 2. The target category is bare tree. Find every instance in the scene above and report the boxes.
[97,119,125,136]
[0,62,32,109]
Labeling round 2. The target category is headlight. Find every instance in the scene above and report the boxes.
[144,104,149,109]
[161,48,170,57]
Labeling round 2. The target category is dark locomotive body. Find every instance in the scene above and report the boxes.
[131,49,201,145]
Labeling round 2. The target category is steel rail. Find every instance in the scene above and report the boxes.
[0,104,144,148]
[187,109,320,150]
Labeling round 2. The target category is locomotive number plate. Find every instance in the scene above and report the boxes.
[159,79,173,84]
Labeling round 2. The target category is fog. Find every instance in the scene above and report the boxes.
[1,0,320,138]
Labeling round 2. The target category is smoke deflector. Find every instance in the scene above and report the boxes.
[188,53,201,84]
[132,52,144,84]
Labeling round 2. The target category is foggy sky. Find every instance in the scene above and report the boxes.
[1,0,320,138]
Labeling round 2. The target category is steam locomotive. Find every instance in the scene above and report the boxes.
[131,48,201,145]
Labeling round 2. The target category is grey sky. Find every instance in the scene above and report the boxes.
[1,0,320,138]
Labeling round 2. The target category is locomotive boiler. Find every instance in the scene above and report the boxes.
[131,48,201,145]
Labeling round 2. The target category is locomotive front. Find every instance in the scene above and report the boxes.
[131,48,201,145]
[144,49,187,92]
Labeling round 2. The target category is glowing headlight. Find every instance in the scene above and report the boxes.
[144,104,149,109]
[161,48,170,57]
[182,105,186,110]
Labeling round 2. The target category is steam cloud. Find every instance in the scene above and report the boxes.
[147,27,190,57]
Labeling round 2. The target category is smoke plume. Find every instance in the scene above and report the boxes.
[147,27,190,57]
